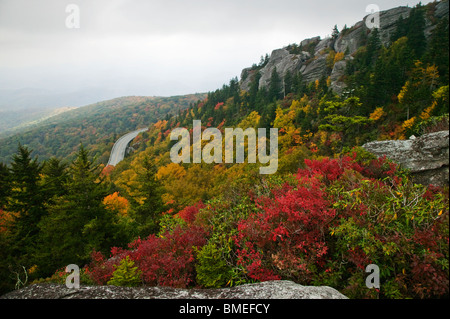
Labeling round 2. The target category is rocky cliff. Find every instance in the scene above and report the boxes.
[363,130,449,187]
[240,1,449,95]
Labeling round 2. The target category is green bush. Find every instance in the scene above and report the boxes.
[107,256,142,287]
[327,173,449,298]
[195,241,233,288]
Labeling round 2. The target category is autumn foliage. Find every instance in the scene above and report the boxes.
[83,153,448,298]
[1,4,448,297]
[87,225,208,288]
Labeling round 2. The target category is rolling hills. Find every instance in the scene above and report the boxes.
[0,93,206,164]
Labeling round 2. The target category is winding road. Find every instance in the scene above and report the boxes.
[107,128,148,166]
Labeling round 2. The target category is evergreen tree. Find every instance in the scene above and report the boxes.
[406,5,427,59]
[7,145,46,265]
[332,25,340,41]
[425,17,449,84]
[367,37,413,109]
[268,67,283,102]
[131,156,164,237]
[364,28,381,67]
[0,162,12,294]
[284,71,294,96]
[292,72,306,96]
[37,146,124,276]
[40,157,69,203]
[0,162,10,210]
[391,15,408,42]
[249,71,261,108]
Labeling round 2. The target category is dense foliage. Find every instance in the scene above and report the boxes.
[0,2,448,298]
[0,94,205,164]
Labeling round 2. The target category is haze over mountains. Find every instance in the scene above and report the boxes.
[0,0,434,136]
[0,87,118,136]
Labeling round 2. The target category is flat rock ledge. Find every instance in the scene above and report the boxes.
[1,280,347,299]
[362,130,449,187]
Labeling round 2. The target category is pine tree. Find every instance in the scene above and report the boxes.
[425,17,449,84]
[131,156,164,237]
[284,71,294,96]
[365,28,381,67]
[391,15,408,42]
[7,145,46,265]
[368,37,413,109]
[332,25,340,41]
[249,71,261,109]
[406,5,427,59]
[40,157,69,203]
[107,256,142,287]
[292,72,306,96]
[37,146,124,276]
[268,67,282,102]
[0,162,12,294]
[0,162,10,210]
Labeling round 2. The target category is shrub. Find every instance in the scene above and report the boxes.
[129,225,208,288]
[107,256,142,287]
[86,250,119,285]
[233,155,449,298]
[328,176,449,298]
[195,241,233,288]
[177,201,205,224]
[194,196,259,286]
[82,155,448,298]
[234,174,335,283]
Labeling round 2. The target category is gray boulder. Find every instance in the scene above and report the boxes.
[1,280,348,299]
[362,131,449,186]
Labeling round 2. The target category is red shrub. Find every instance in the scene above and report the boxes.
[86,250,121,285]
[129,225,208,288]
[301,156,364,183]
[235,173,335,283]
[176,201,205,224]
[86,225,208,288]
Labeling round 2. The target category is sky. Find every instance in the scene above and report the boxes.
[0,0,434,100]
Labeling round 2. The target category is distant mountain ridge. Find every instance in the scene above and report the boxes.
[0,87,131,135]
[0,94,205,164]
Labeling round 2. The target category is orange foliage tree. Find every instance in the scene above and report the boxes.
[103,192,130,217]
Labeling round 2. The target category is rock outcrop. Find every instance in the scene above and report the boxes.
[239,1,449,96]
[1,280,348,299]
[362,131,449,187]
[257,48,305,89]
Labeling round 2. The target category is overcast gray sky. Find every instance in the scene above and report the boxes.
[0,0,433,98]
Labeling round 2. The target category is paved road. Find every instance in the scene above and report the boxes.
[107,128,148,166]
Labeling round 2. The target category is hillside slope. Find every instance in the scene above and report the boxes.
[0,94,205,164]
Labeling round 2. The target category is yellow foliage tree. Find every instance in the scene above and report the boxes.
[334,51,345,64]
[238,111,261,130]
[369,107,386,121]
[273,107,301,151]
